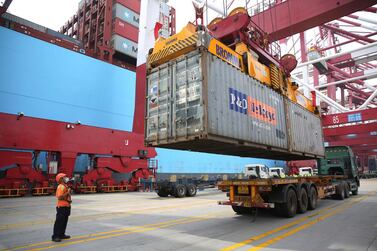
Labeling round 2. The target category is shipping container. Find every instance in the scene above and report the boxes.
[111,34,138,58]
[116,0,141,14]
[286,101,325,156]
[0,26,285,175]
[113,18,138,43]
[60,0,141,68]
[146,49,325,160]
[112,3,140,28]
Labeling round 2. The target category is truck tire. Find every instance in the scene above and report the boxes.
[157,189,169,197]
[186,184,197,197]
[344,183,350,198]
[232,206,249,215]
[308,186,318,210]
[334,183,345,200]
[281,189,297,218]
[274,203,283,216]
[297,188,308,214]
[352,186,358,195]
[174,184,186,198]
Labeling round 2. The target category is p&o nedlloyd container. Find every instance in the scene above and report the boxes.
[145,49,325,160]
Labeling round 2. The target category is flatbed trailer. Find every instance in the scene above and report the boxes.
[156,176,219,198]
[218,174,359,218]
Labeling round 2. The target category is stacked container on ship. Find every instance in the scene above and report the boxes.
[60,0,142,69]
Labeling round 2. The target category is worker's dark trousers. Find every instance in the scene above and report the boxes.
[52,207,71,238]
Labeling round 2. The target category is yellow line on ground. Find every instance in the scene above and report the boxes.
[29,216,216,251]
[0,199,216,231]
[4,210,228,251]
[246,196,366,251]
[17,211,226,251]
[221,196,365,251]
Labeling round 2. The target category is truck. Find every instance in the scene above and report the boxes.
[218,146,360,217]
[156,175,219,198]
[244,164,286,179]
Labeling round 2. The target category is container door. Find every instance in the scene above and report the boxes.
[146,66,171,142]
[286,100,325,157]
[172,52,204,139]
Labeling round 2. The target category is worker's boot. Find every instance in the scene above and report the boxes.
[51,237,61,242]
[60,235,71,239]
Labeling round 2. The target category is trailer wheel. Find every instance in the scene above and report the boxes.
[352,186,358,195]
[232,206,249,215]
[297,188,308,214]
[308,186,318,210]
[157,189,169,197]
[344,183,350,198]
[174,184,186,198]
[186,184,197,197]
[281,189,297,218]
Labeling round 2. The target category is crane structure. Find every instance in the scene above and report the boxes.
[1,0,376,196]
[212,0,377,172]
[139,0,377,173]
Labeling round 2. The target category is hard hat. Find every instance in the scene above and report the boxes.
[56,173,67,183]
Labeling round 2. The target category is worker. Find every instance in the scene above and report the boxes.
[51,173,72,242]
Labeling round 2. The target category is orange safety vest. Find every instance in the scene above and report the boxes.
[56,184,71,208]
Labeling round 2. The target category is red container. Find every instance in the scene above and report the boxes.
[113,18,138,43]
[116,0,141,14]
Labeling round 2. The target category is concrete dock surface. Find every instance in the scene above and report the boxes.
[0,179,376,251]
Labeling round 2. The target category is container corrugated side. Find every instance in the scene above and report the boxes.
[111,34,138,58]
[146,49,325,160]
[112,3,139,28]
[116,0,141,14]
[206,51,288,150]
[287,100,325,156]
[113,18,138,43]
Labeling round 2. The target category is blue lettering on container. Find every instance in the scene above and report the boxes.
[229,87,247,114]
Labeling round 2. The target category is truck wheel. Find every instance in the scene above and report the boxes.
[297,188,308,214]
[274,203,283,216]
[174,184,186,198]
[281,189,297,218]
[232,206,249,215]
[334,183,345,200]
[186,184,197,197]
[352,186,358,195]
[344,183,350,198]
[308,186,318,210]
[157,189,169,197]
